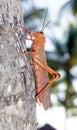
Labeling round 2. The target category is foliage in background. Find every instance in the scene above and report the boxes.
[21,0,77,116]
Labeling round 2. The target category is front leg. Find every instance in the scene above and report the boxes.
[19,49,36,55]
[18,25,33,40]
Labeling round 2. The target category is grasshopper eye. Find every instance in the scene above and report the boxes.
[40,31,43,34]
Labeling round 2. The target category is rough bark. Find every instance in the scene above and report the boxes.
[0,0,36,130]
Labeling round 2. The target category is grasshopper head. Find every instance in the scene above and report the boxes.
[32,31,44,38]
[32,31,45,45]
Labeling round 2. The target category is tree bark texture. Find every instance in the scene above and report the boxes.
[0,0,36,130]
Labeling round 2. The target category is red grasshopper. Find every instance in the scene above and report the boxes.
[19,24,60,110]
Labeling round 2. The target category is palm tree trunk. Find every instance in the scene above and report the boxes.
[0,0,36,130]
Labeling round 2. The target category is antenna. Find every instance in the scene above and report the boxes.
[42,20,51,31]
[41,8,51,32]
[41,8,48,31]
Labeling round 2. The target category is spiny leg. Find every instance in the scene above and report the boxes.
[36,77,58,101]
[34,57,60,78]
[33,57,60,100]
